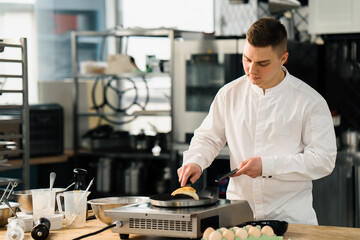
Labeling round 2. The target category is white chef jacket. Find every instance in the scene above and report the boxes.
[183,68,337,225]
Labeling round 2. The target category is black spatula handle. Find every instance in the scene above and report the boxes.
[215,168,239,183]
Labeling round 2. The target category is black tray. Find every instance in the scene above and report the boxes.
[238,220,288,236]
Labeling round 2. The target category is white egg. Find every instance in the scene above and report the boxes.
[219,227,228,234]
[261,225,275,237]
[248,227,261,238]
[230,226,239,233]
[245,225,253,231]
[203,227,215,239]
[222,229,235,240]
[235,228,248,240]
[209,230,222,240]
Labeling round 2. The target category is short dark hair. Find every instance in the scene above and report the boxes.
[246,17,287,56]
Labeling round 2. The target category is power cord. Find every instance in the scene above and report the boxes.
[72,221,122,240]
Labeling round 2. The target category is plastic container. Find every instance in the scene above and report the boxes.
[46,214,63,230]
[8,214,33,232]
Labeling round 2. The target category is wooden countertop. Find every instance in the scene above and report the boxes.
[1,218,360,240]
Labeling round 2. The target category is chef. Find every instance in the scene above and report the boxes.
[177,17,337,225]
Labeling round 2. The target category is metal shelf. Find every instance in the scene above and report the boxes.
[78,149,170,160]
[0,116,21,123]
[0,38,30,189]
[0,149,23,155]
[0,134,22,140]
[76,72,170,79]
[0,74,23,78]
[0,59,22,63]
[77,110,170,117]
[0,105,24,110]
[0,90,24,94]
[73,28,201,38]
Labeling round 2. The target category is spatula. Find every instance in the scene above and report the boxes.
[215,168,239,183]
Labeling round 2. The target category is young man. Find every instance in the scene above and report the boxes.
[177,17,337,225]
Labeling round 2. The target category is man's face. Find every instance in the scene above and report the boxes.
[242,40,288,90]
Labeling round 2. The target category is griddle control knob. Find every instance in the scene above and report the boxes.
[114,221,123,228]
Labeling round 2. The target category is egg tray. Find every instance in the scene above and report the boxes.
[202,235,283,240]
[201,226,283,240]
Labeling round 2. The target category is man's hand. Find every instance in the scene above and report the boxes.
[232,157,262,178]
[177,163,202,187]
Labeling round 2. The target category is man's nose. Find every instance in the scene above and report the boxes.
[249,63,257,74]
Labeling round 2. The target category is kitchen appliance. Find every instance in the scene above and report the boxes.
[0,103,64,157]
[29,103,64,157]
[173,38,245,144]
[105,199,253,239]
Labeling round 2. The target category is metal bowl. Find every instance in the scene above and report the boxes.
[12,188,65,214]
[88,196,149,225]
[0,202,20,226]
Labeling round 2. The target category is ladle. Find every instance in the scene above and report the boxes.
[49,172,56,191]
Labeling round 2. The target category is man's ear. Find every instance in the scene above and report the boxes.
[282,51,289,65]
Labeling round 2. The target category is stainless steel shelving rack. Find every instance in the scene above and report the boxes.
[71,28,202,156]
[0,38,30,189]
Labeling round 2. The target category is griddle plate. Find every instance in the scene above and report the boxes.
[150,193,216,207]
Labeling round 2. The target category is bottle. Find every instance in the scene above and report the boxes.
[6,218,24,240]
[73,168,87,190]
[31,218,51,240]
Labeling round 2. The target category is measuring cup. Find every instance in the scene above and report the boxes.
[56,191,90,228]
[31,189,56,219]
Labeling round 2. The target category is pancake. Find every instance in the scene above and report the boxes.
[171,186,199,200]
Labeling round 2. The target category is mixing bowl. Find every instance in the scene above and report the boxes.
[0,202,20,226]
[88,196,149,225]
[12,188,65,214]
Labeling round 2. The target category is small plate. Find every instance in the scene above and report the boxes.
[238,220,288,236]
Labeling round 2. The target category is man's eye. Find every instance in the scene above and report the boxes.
[259,63,269,67]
